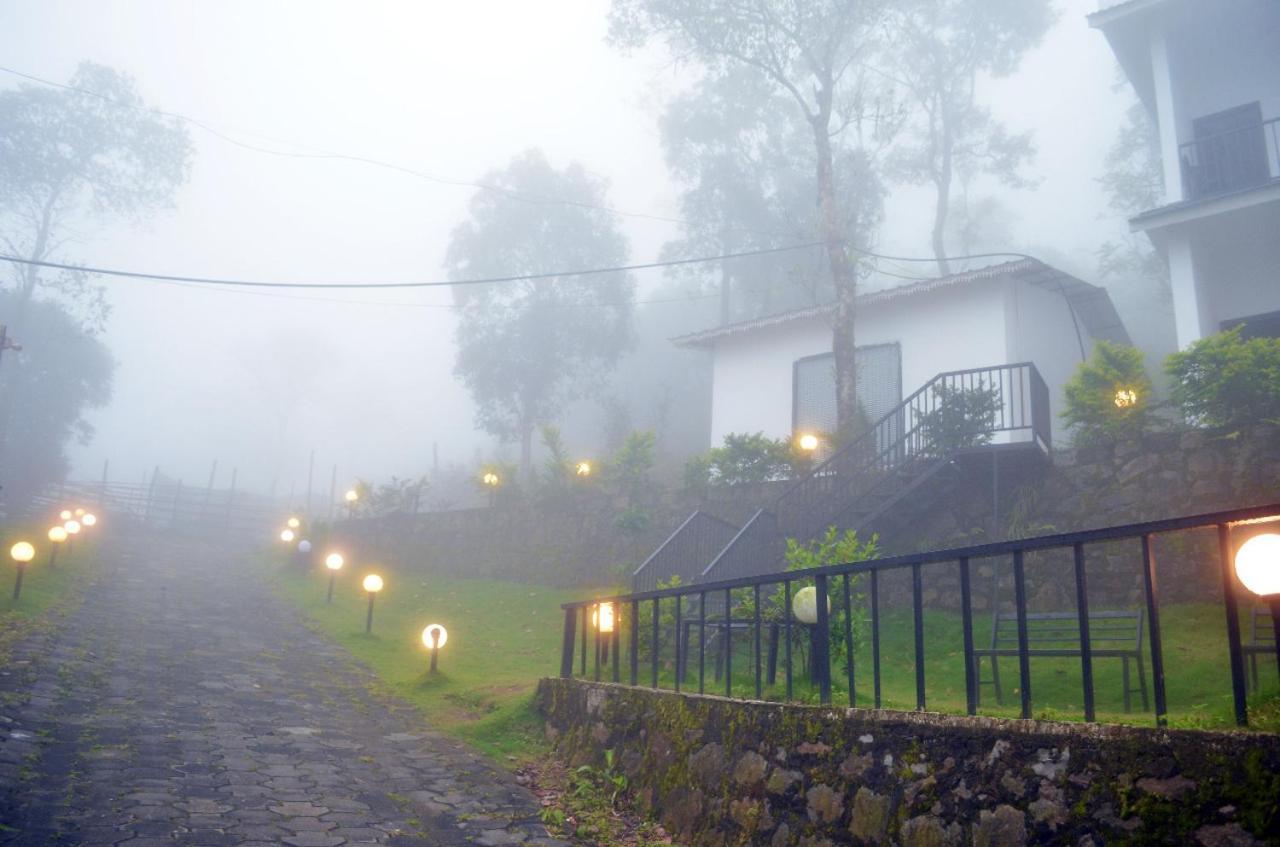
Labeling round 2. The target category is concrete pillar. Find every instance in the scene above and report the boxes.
[1167,230,1210,348]
[1149,22,1184,204]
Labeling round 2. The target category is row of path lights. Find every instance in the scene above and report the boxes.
[275,512,450,672]
[10,506,100,600]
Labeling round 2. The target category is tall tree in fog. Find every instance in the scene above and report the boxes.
[660,70,883,323]
[447,150,635,478]
[610,0,895,434]
[0,290,113,508]
[1097,98,1168,296]
[883,0,1053,276]
[0,62,192,327]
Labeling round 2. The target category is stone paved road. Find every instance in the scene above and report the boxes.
[0,534,559,846]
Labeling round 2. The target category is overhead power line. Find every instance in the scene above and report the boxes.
[0,65,775,236]
[0,242,825,290]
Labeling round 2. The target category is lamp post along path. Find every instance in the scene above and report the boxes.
[363,574,383,633]
[10,541,35,601]
[1235,532,1280,679]
[422,624,447,674]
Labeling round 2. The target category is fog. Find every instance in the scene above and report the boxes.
[1,0,1139,499]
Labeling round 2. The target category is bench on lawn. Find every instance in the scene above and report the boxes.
[973,608,1149,712]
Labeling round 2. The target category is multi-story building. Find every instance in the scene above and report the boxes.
[1090,0,1280,346]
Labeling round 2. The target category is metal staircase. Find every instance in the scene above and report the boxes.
[632,362,1052,591]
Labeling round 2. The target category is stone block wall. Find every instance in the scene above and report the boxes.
[538,678,1280,846]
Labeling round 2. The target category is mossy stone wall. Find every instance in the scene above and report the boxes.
[538,678,1280,846]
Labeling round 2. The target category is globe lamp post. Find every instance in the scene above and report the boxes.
[64,520,81,555]
[482,472,500,507]
[10,541,35,601]
[792,585,833,684]
[362,574,384,633]
[345,489,358,519]
[287,516,301,530]
[324,553,344,603]
[1235,532,1280,678]
[59,510,72,521]
[82,513,97,528]
[422,623,448,674]
[575,461,592,478]
[592,601,615,664]
[280,528,295,544]
[797,433,820,453]
[47,526,67,568]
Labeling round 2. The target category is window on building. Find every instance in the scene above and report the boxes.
[792,343,902,438]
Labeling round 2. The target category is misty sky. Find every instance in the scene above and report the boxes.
[1,0,1135,499]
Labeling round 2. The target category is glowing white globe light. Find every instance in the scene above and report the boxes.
[82,514,97,527]
[798,433,820,452]
[1236,533,1280,597]
[325,553,344,570]
[10,541,35,563]
[64,520,81,535]
[48,526,68,543]
[591,602,615,633]
[280,529,295,543]
[297,540,312,554]
[74,508,85,518]
[287,517,301,529]
[421,623,448,649]
[791,585,832,625]
[363,574,384,593]
[59,510,72,521]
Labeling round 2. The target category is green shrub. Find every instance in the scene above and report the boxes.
[1166,326,1280,430]
[683,432,805,489]
[1062,340,1154,444]
[914,382,1002,454]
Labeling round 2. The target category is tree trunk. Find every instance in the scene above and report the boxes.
[811,107,859,436]
[932,110,954,278]
[519,424,534,482]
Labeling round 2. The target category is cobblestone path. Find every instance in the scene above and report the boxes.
[0,534,558,846]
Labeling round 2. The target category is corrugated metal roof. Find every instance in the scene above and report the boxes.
[671,258,1131,349]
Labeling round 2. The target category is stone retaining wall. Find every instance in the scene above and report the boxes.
[537,678,1280,846]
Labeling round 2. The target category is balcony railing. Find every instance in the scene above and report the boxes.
[1179,117,1280,201]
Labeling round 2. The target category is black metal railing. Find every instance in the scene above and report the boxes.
[561,503,1280,728]
[1179,117,1280,201]
[775,362,1050,544]
[631,510,740,593]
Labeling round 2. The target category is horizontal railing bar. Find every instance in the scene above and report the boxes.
[564,501,1280,609]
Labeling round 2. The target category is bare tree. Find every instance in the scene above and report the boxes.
[0,62,192,328]
[883,0,1054,276]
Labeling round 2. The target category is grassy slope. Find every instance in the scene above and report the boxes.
[0,524,98,661]
[271,556,593,761]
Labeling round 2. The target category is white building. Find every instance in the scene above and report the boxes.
[673,259,1129,449]
[1091,0,1280,347]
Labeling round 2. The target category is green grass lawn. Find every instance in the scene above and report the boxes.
[0,523,99,660]
[272,545,1279,768]
[270,555,593,761]
[641,602,1280,730]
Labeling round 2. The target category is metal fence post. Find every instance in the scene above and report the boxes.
[559,607,577,678]
[959,557,976,715]
[1072,543,1096,722]
[1012,550,1032,719]
[1217,524,1249,727]
[814,575,832,705]
[1140,534,1168,727]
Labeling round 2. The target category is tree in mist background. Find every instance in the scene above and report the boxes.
[883,0,1054,276]
[658,69,884,324]
[0,62,191,507]
[0,290,113,506]
[447,150,635,479]
[610,0,896,436]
